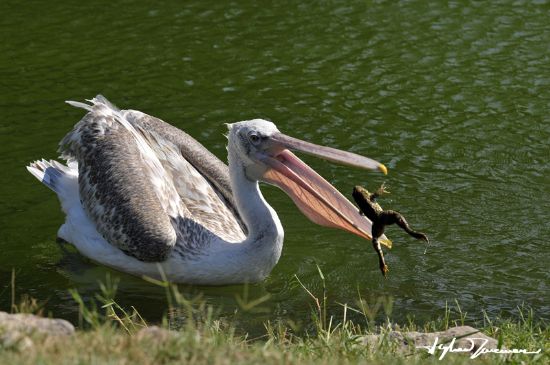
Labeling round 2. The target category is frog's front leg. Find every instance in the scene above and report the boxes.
[370,183,390,202]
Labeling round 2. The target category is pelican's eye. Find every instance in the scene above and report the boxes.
[248,132,261,145]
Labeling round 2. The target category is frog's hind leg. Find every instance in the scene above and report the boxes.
[383,211,429,243]
[371,222,389,277]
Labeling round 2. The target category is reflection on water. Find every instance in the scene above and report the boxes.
[1,0,549,330]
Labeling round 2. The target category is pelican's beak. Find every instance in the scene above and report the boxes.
[257,133,392,248]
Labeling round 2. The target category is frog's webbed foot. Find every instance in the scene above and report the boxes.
[371,183,390,201]
[377,183,390,196]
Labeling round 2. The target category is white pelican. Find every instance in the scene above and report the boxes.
[27,96,390,285]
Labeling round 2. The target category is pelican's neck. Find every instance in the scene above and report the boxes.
[228,154,283,249]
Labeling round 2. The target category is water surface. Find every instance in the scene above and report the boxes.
[1,0,549,330]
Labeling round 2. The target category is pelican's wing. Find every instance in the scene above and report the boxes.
[61,96,245,262]
[120,108,247,236]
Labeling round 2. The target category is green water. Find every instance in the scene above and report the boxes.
[1,0,549,329]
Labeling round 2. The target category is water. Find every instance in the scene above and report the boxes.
[1,0,549,330]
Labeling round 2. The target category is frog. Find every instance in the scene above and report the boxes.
[352,184,429,277]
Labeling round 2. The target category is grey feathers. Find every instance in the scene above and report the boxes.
[57,96,246,262]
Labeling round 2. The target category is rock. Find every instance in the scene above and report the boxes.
[135,325,176,342]
[406,326,498,351]
[0,330,34,351]
[0,311,75,337]
[362,325,499,355]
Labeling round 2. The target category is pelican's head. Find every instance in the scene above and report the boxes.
[227,119,391,247]
[226,119,281,170]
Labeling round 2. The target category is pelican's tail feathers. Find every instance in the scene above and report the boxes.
[27,159,76,194]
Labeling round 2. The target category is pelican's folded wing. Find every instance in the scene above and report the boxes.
[62,96,247,263]
[121,108,247,236]
[60,99,181,261]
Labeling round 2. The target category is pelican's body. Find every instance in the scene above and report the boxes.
[28,96,388,284]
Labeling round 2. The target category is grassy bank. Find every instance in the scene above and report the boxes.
[1,273,548,364]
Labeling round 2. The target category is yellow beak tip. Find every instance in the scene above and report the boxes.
[379,164,388,175]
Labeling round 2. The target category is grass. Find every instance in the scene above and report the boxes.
[0,269,548,365]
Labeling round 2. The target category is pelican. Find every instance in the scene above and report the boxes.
[27,96,390,285]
